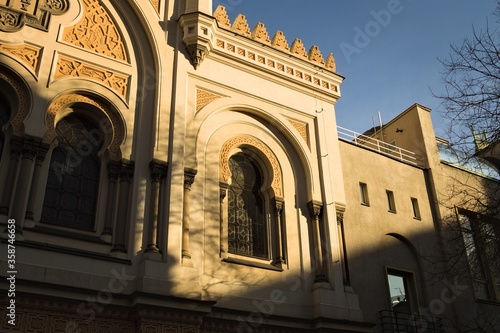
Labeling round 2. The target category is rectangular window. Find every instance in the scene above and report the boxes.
[359,182,369,206]
[386,190,396,213]
[386,268,418,314]
[411,198,421,219]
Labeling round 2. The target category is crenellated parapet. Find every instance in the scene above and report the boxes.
[213,5,337,72]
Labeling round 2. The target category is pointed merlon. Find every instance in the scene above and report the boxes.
[325,52,336,71]
[252,22,271,44]
[308,45,325,65]
[290,38,308,59]
[232,14,251,37]
[213,5,231,28]
[271,31,289,51]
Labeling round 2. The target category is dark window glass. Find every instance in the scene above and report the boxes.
[42,115,102,231]
[228,153,267,259]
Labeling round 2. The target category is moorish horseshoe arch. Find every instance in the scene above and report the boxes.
[0,66,31,136]
[220,135,283,198]
[42,93,126,160]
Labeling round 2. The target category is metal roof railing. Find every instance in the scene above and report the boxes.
[337,126,418,165]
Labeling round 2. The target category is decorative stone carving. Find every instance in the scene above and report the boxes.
[271,31,289,51]
[62,0,128,62]
[0,0,69,32]
[220,135,283,198]
[0,69,31,136]
[325,52,336,72]
[196,88,221,111]
[213,5,230,28]
[290,38,308,59]
[184,167,197,191]
[55,55,129,98]
[43,94,124,160]
[251,22,270,44]
[0,43,41,73]
[287,118,309,146]
[231,14,251,37]
[150,0,161,14]
[308,45,325,65]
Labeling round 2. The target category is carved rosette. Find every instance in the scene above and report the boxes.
[219,135,283,198]
[0,0,69,32]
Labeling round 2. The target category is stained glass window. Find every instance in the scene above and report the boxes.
[228,153,267,259]
[42,115,102,230]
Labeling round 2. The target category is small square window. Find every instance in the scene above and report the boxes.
[411,198,421,219]
[359,182,369,206]
[386,190,396,213]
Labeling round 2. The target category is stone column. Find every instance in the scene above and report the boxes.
[112,160,134,253]
[101,161,121,243]
[0,137,22,215]
[25,143,49,226]
[145,159,168,253]
[182,168,197,261]
[308,200,326,282]
[273,198,285,267]
[336,210,350,285]
[10,137,40,228]
[219,182,229,257]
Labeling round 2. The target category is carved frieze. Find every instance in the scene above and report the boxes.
[0,0,69,32]
[0,43,41,74]
[62,0,128,62]
[55,55,129,98]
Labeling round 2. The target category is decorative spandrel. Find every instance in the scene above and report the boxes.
[0,0,69,32]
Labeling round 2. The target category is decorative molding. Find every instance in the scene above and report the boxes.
[212,7,338,74]
[43,93,124,160]
[0,43,41,74]
[286,118,310,146]
[220,135,283,197]
[196,88,222,111]
[0,68,31,136]
[0,0,69,32]
[62,0,128,62]
[213,38,340,95]
[55,55,130,98]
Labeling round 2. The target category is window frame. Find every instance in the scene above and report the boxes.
[411,197,421,220]
[359,182,370,206]
[386,190,396,213]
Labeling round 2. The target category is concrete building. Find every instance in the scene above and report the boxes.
[0,1,498,332]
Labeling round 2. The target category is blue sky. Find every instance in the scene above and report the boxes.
[212,0,497,136]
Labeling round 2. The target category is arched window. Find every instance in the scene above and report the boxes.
[41,114,103,231]
[0,94,11,158]
[228,153,268,259]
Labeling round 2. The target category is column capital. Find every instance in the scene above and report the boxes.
[219,182,229,201]
[10,136,23,158]
[184,167,197,191]
[21,136,41,161]
[107,160,122,180]
[150,159,168,182]
[120,159,135,182]
[307,200,323,217]
[274,197,284,213]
